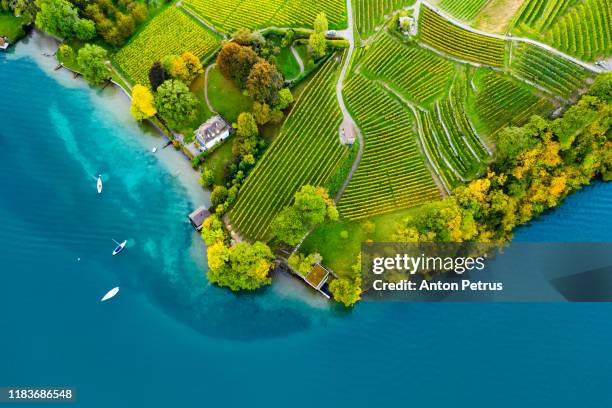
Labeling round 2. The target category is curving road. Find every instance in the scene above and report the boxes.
[334,0,365,202]
[290,46,305,75]
[420,1,604,73]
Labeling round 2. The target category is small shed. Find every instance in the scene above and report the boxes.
[398,16,416,36]
[188,206,209,231]
[305,263,331,290]
[0,37,9,51]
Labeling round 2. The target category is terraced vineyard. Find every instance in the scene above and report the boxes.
[543,0,612,61]
[354,0,414,38]
[230,57,347,240]
[472,71,552,134]
[439,0,490,21]
[338,75,440,219]
[412,75,490,191]
[512,0,575,31]
[114,7,220,85]
[512,0,612,61]
[360,32,454,103]
[182,0,347,32]
[419,5,507,67]
[511,42,594,98]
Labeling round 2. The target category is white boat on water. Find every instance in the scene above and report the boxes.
[101,287,119,302]
[152,146,157,153]
[97,175,103,194]
[112,239,127,256]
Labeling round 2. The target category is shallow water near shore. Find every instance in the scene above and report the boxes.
[2,34,612,407]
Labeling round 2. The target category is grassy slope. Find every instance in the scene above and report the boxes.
[301,207,422,276]
[0,13,25,42]
[206,66,252,123]
[276,47,300,80]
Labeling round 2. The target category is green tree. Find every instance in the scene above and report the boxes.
[207,241,274,291]
[588,72,612,103]
[76,44,110,85]
[276,88,294,110]
[233,27,252,45]
[288,252,322,276]
[329,276,362,307]
[252,101,271,125]
[36,0,79,39]
[313,12,328,33]
[271,207,308,246]
[270,108,284,124]
[155,79,198,127]
[200,168,215,188]
[235,112,258,138]
[73,18,96,40]
[116,13,136,41]
[201,214,227,246]
[246,60,284,105]
[272,185,339,245]
[57,44,74,62]
[211,185,228,208]
[293,185,334,226]
[309,32,327,59]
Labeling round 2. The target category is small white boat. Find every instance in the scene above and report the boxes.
[152,146,157,153]
[112,239,127,256]
[101,287,119,302]
[96,175,103,194]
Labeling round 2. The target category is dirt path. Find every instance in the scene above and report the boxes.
[291,46,305,75]
[204,63,217,113]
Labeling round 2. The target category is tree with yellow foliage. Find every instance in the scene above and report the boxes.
[130,84,157,121]
[207,241,274,291]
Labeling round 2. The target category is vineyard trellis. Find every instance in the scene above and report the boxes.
[419,5,507,67]
[360,32,454,104]
[182,0,348,32]
[337,75,440,219]
[114,7,221,85]
[439,0,491,21]
[511,42,594,98]
[230,57,347,240]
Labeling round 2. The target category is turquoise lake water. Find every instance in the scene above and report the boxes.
[2,35,612,407]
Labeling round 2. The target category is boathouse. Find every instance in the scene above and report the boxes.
[0,37,9,51]
[303,263,331,298]
[188,206,209,231]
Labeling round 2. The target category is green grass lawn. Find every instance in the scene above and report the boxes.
[276,47,301,80]
[0,12,26,42]
[300,207,423,277]
[203,136,234,185]
[207,65,252,123]
[181,73,214,139]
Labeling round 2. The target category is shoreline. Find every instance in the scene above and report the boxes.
[8,30,210,210]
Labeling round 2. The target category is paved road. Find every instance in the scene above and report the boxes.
[290,45,305,75]
[334,0,365,203]
[420,0,604,73]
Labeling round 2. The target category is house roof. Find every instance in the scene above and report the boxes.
[188,206,209,229]
[195,115,230,143]
[305,263,330,289]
